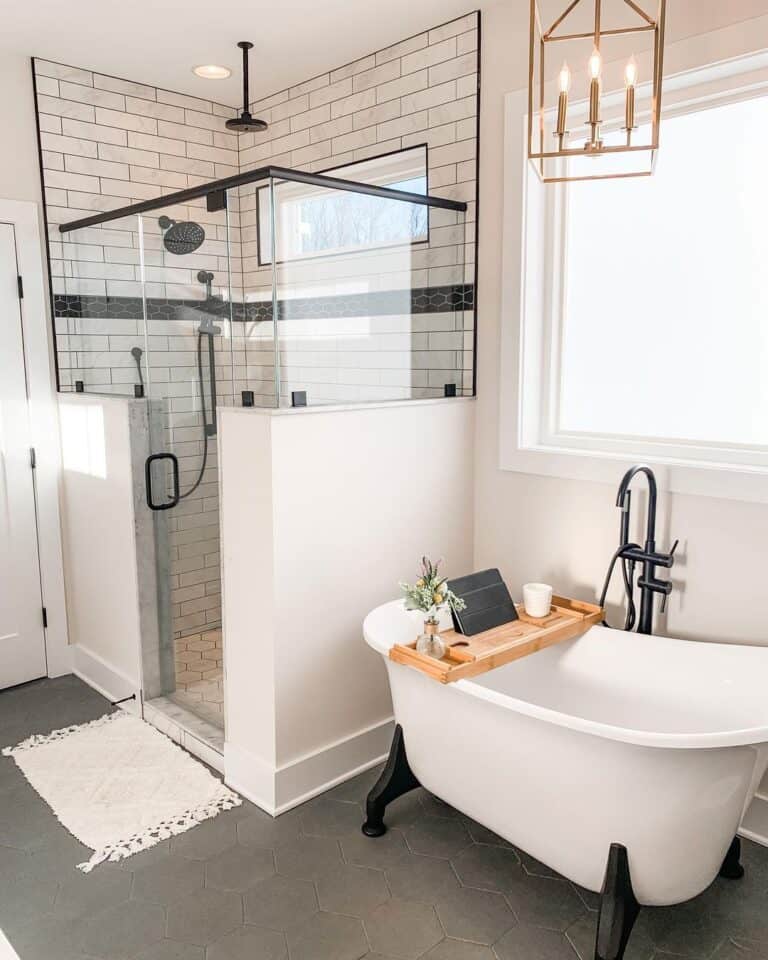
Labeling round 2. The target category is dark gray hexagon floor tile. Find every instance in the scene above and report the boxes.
[565,914,655,960]
[404,817,473,859]
[504,873,586,932]
[300,797,365,839]
[244,874,317,930]
[236,808,301,850]
[719,890,768,944]
[207,924,287,960]
[328,766,383,803]
[3,911,84,960]
[364,898,443,960]
[317,862,390,917]
[710,940,768,959]
[639,902,732,959]
[0,860,59,926]
[461,819,514,849]
[435,885,517,945]
[21,828,90,876]
[386,853,461,903]
[341,828,411,871]
[132,854,204,905]
[286,911,368,960]
[377,790,428,831]
[451,843,521,892]
[75,898,166,960]
[275,834,342,881]
[205,843,275,892]
[516,850,560,879]
[494,924,580,960]
[166,887,243,945]
[420,794,462,820]
[133,940,205,960]
[423,939,496,959]
[0,781,72,850]
[169,817,238,860]
[53,863,133,920]
[570,883,600,913]
[118,840,171,871]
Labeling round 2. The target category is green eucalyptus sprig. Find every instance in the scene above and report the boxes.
[399,556,466,622]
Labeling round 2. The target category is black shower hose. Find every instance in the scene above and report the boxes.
[178,330,212,500]
[598,540,641,632]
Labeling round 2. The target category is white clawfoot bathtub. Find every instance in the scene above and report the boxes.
[364,600,768,906]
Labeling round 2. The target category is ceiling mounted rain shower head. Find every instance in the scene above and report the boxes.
[158,215,205,255]
[225,41,268,133]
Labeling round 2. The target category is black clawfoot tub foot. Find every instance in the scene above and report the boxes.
[362,724,420,837]
[719,836,744,880]
[595,843,641,960]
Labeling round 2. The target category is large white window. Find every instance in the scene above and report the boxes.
[501,45,768,500]
[559,97,768,450]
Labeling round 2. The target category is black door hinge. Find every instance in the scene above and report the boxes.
[30,447,36,469]
[17,276,23,299]
[42,607,48,628]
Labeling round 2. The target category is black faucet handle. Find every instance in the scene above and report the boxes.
[670,539,679,558]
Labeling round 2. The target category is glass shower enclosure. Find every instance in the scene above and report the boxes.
[56,165,472,747]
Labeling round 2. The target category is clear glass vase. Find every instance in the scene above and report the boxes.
[416,618,446,660]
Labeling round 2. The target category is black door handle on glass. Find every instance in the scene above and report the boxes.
[145,452,180,511]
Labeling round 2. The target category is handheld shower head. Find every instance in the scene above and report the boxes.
[131,346,143,360]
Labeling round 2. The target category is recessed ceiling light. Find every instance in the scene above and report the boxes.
[192,64,232,80]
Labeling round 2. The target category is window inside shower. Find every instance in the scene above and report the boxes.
[256,147,429,264]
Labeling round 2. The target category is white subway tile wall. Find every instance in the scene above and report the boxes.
[35,11,479,642]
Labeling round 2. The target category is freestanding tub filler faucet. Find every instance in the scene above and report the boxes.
[613,464,678,635]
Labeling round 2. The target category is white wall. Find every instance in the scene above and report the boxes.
[59,394,142,700]
[221,398,474,812]
[472,1,768,645]
[0,54,45,206]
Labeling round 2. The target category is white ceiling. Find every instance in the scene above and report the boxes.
[3,0,767,107]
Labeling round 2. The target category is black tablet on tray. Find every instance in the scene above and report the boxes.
[448,568,518,636]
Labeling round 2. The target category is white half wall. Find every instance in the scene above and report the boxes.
[59,394,143,704]
[220,398,475,813]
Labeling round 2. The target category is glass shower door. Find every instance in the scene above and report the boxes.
[137,196,235,737]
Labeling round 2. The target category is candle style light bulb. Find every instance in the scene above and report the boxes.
[555,61,570,144]
[624,55,638,136]
[625,55,638,88]
[588,47,602,81]
[586,46,602,149]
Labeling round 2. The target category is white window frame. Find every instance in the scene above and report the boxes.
[499,23,768,505]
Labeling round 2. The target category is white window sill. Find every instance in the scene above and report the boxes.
[500,439,768,505]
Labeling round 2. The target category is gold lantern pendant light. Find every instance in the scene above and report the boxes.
[528,0,666,183]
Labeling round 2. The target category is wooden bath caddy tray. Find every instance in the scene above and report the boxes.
[390,595,603,683]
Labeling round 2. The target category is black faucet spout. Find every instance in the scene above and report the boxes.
[616,464,658,545]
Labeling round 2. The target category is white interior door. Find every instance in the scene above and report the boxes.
[0,222,46,688]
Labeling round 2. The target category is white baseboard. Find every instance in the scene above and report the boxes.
[71,643,140,713]
[225,716,394,816]
[224,742,278,814]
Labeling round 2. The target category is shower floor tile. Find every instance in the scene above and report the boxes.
[173,628,224,729]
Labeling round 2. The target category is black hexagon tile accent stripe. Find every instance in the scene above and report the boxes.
[53,284,475,323]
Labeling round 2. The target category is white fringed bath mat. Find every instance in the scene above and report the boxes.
[2,711,240,872]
